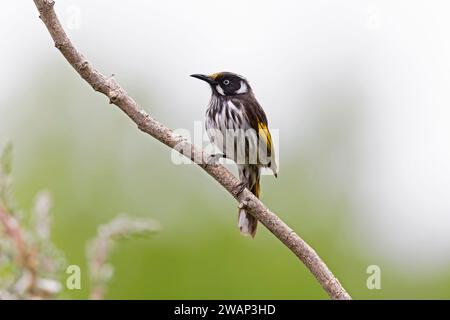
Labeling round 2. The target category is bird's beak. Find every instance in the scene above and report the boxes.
[190,74,217,85]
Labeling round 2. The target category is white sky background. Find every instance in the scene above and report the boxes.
[2,0,450,269]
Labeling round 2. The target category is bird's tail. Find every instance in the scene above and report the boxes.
[238,166,260,238]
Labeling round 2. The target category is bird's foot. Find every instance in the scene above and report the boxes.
[205,153,224,166]
[234,181,248,196]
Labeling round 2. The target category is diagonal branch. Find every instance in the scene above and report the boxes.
[32,0,351,300]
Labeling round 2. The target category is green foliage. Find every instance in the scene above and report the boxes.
[0,143,12,175]
[0,143,14,213]
[0,144,159,299]
[0,144,65,299]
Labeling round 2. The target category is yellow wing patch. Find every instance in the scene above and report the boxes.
[258,121,272,149]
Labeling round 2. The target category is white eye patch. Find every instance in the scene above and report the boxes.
[216,85,225,95]
[235,81,248,94]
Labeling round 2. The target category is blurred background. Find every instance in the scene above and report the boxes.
[1,0,450,299]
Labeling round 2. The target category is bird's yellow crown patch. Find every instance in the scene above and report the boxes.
[209,72,222,80]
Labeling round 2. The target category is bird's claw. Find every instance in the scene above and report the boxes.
[205,153,224,166]
[234,181,247,196]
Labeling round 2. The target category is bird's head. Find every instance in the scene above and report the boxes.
[190,72,251,96]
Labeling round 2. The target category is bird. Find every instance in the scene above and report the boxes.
[191,72,277,238]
